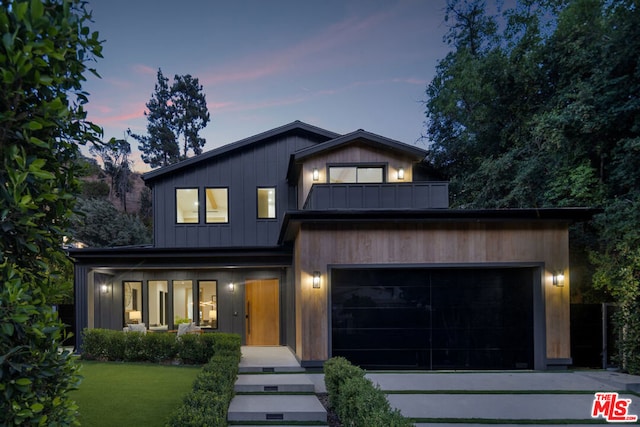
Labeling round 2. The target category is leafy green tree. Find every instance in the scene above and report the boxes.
[90,138,132,211]
[0,0,103,424]
[171,74,210,158]
[130,69,210,167]
[71,199,151,247]
[424,0,640,372]
[129,69,180,168]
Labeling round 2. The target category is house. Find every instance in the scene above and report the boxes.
[70,120,595,370]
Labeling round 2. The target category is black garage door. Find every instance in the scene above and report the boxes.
[331,268,534,370]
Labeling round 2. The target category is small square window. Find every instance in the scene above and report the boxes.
[206,188,229,223]
[176,188,199,223]
[257,187,276,219]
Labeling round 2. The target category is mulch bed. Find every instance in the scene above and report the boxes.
[317,393,342,427]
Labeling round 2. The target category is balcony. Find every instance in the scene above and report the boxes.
[302,182,449,210]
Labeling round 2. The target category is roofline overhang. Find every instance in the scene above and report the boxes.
[143,120,340,183]
[286,130,428,182]
[68,245,293,268]
[277,207,601,244]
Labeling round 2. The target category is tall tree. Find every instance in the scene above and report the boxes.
[171,74,210,158]
[0,0,103,424]
[89,138,132,211]
[130,69,210,167]
[129,69,180,168]
[424,0,640,372]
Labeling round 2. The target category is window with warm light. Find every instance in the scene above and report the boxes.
[198,281,217,328]
[173,280,193,325]
[205,188,229,223]
[257,187,276,219]
[123,281,143,324]
[329,166,384,183]
[176,188,199,223]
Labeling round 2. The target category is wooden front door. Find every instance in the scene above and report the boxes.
[245,279,280,345]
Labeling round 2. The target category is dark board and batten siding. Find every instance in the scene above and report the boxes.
[152,134,319,248]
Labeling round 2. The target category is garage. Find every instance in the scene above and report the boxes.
[331,267,535,370]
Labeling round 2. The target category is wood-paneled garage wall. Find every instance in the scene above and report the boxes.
[293,221,570,366]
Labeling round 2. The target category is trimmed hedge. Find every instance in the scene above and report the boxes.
[80,328,238,365]
[165,338,241,427]
[324,356,414,427]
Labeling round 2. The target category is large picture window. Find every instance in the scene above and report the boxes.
[198,281,217,328]
[173,280,193,325]
[176,188,199,223]
[257,187,276,219]
[123,281,143,325]
[148,280,168,329]
[329,166,384,183]
[205,188,229,223]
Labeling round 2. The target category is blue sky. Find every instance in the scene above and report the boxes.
[83,0,454,171]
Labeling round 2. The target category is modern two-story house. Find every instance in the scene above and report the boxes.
[70,120,594,370]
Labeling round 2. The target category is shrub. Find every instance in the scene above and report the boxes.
[143,332,178,363]
[80,329,237,364]
[324,356,414,427]
[166,336,241,427]
[323,356,365,409]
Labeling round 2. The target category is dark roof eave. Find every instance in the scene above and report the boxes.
[277,207,601,244]
[68,245,293,267]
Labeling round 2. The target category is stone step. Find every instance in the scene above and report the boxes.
[235,374,316,393]
[228,395,327,423]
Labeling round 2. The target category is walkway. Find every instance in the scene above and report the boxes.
[228,346,327,426]
[229,347,640,426]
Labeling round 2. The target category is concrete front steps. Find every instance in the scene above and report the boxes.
[228,346,328,426]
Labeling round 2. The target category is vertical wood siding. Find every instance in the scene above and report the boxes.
[294,222,570,364]
[152,134,319,248]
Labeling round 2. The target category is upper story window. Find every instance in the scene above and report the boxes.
[329,166,385,183]
[257,187,276,219]
[176,188,199,223]
[206,188,229,223]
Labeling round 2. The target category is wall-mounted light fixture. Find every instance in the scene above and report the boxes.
[312,271,321,289]
[397,167,405,180]
[100,284,109,294]
[553,272,565,287]
[228,283,235,292]
[313,168,319,181]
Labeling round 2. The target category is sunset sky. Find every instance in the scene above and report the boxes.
[83,0,455,171]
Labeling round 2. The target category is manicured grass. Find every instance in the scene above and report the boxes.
[71,361,201,427]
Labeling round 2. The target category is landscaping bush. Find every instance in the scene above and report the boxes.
[80,329,237,364]
[166,335,241,427]
[178,334,211,364]
[323,356,366,409]
[324,356,414,427]
[143,332,178,363]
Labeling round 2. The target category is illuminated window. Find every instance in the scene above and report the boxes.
[176,188,199,223]
[205,188,229,223]
[198,281,217,328]
[329,166,384,183]
[257,187,276,219]
[173,280,193,325]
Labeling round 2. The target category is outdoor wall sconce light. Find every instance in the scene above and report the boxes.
[312,271,321,289]
[397,167,405,180]
[100,284,109,294]
[553,272,565,287]
[313,168,319,181]
[228,283,235,292]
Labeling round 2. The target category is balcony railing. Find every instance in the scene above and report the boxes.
[302,182,449,210]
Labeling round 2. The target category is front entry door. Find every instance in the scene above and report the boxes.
[245,279,280,345]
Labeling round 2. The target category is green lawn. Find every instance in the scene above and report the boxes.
[71,361,201,427]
